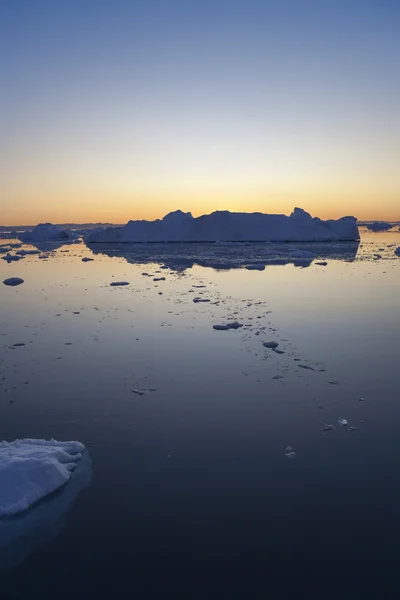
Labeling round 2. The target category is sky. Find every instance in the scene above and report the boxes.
[1,0,399,225]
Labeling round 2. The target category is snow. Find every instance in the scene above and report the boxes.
[19,223,76,243]
[86,207,359,243]
[3,278,24,287]
[0,439,85,517]
[365,222,393,232]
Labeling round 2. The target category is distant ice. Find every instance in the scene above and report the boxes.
[365,222,393,232]
[19,223,76,243]
[0,439,85,517]
[86,207,359,243]
[3,278,24,287]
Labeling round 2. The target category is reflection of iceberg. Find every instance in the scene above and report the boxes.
[88,241,360,271]
[87,208,360,243]
[0,451,91,571]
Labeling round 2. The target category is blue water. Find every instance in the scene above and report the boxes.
[1,230,400,598]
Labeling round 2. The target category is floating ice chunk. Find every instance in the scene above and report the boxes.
[320,422,335,432]
[110,281,129,286]
[1,253,24,262]
[263,341,279,348]
[3,278,24,287]
[213,322,243,331]
[131,388,156,396]
[337,417,348,426]
[0,439,85,517]
[0,450,91,570]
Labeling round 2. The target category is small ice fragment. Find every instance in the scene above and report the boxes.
[338,417,348,426]
[263,341,279,348]
[320,422,334,432]
[3,277,24,287]
[285,446,296,458]
[328,380,339,385]
[213,322,243,331]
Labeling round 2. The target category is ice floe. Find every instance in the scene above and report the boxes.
[0,439,85,517]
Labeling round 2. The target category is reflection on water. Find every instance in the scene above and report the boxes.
[0,229,399,597]
[88,240,360,270]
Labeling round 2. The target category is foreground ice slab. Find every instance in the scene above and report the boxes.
[0,439,85,517]
[19,223,75,243]
[0,448,91,571]
[86,208,359,243]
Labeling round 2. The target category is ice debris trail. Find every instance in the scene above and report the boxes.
[0,439,85,517]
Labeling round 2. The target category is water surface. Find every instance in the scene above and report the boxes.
[1,229,399,598]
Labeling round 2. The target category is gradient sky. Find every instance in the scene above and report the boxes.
[1,0,399,225]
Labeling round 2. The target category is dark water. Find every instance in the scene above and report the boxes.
[1,230,400,598]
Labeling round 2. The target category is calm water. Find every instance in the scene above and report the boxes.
[1,229,400,599]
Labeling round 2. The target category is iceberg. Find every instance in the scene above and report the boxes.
[0,438,85,517]
[365,221,393,232]
[86,208,359,244]
[19,223,76,243]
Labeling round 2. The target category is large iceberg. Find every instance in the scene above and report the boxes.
[0,438,85,517]
[19,223,75,243]
[86,208,359,243]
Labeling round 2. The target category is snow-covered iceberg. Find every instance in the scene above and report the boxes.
[19,223,76,243]
[0,439,85,517]
[86,208,359,244]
